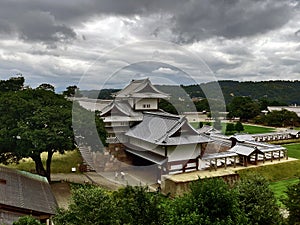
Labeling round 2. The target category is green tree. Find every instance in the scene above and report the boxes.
[37,83,55,92]
[63,85,82,97]
[236,174,284,225]
[113,186,167,225]
[194,99,209,112]
[262,109,300,127]
[54,186,118,225]
[225,123,235,135]
[54,185,167,225]
[0,89,75,181]
[0,87,106,181]
[283,178,300,225]
[13,215,43,225]
[235,121,244,132]
[228,96,260,121]
[0,76,24,92]
[167,178,247,225]
[158,99,178,114]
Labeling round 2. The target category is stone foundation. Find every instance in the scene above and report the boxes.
[161,173,240,197]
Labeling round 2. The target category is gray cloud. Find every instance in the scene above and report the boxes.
[0,1,77,46]
[18,11,76,45]
[0,0,299,89]
[171,0,297,43]
[0,0,298,46]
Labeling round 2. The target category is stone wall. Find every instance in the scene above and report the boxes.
[161,173,240,197]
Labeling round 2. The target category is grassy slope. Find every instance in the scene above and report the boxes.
[283,143,300,159]
[269,178,299,206]
[239,143,300,206]
[190,122,275,134]
[3,150,83,173]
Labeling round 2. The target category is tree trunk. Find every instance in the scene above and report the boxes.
[46,150,54,182]
[32,154,47,178]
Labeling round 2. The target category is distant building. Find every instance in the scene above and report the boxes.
[0,166,57,225]
[267,106,300,117]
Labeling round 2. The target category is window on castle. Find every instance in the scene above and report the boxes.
[143,104,151,108]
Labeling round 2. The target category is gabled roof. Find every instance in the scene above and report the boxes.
[113,78,169,99]
[229,145,264,156]
[126,148,167,165]
[197,125,221,135]
[0,166,57,215]
[100,100,143,118]
[229,134,255,142]
[126,112,210,145]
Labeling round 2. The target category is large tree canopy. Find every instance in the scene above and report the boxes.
[54,176,285,225]
[0,83,106,181]
[0,88,75,180]
[236,174,284,225]
[0,76,24,92]
[228,96,261,121]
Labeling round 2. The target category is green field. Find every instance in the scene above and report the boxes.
[242,124,275,134]
[269,178,299,206]
[190,122,275,134]
[238,160,300,182]
[3,150,83,173]
[283,143,300,159]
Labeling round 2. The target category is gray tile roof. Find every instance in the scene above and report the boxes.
[113,78,169,99]
[126,148,167,165]
[0,166,57,215]
[229,145,264,156]
[126,112,210,145]
[229,134,255,142]
[100,100,143,117]
[197,125,221,134]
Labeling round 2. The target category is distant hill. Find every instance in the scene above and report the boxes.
[80,80,300,105]
[208,80,300,105]
[80,89,120,99]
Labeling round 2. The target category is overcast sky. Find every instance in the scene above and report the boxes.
[0,0,299,91]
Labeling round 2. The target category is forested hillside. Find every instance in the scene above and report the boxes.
[181,80,300,105]
[82,80,300,105]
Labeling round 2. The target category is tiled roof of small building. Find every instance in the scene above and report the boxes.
[0,166,57,215]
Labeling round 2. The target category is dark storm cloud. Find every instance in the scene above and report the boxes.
[171,0,297,43]
[18,11,76,45]
[0,1,77,46]
[0,0,298,45]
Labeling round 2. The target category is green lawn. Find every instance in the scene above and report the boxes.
[190,122,275,134]
[238,160,300,207]
[3,150,83,173]
[242,124,275,134]
[269,178,299,207]
[238,160,300,182]
[283,143,300,159]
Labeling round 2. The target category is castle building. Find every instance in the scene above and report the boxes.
[100,78,211,180]
[98,78,288,184]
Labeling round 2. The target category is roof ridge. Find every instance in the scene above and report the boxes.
[143,111,181,119]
